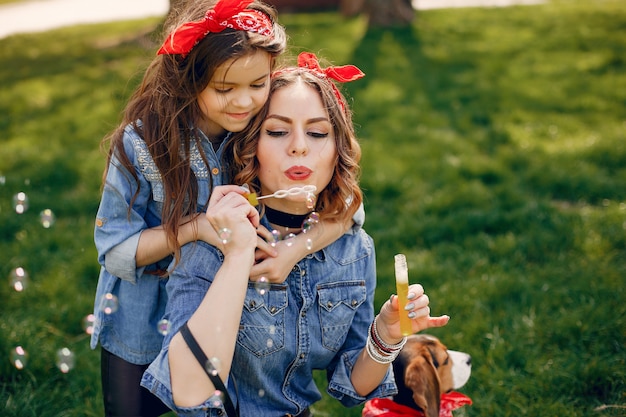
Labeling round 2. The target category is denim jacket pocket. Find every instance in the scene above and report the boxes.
[317,281,366,352]
[237,284,288,357]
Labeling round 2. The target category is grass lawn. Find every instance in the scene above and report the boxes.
[1,0,625,416]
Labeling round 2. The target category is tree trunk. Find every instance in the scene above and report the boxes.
[366,0,415,27]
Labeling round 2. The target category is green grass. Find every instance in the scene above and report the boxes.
[1,1,625,416]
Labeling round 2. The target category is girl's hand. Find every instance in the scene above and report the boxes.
[377,284,450,343]
[249,225,294,283]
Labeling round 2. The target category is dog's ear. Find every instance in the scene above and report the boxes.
[404,353,441,417]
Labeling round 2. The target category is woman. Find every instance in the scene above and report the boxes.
[141,53,450,416]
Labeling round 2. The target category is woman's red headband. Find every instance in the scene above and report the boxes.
[158,0,274,56]
[275,52,365,112]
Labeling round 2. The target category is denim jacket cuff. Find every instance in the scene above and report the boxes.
[104,232,144,283]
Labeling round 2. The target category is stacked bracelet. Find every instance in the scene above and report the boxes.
[366,317,407,364]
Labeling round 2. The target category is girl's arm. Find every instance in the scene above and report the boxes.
[250,216,352,282]
[135,213,220,267]
[137,185,255,267]
[349,284,450,396]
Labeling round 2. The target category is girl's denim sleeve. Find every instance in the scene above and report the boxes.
[326,235,398,406]
[94,127,154,283]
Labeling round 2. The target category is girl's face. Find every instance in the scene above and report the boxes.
[197,50,272,137]
[256,79,337,214]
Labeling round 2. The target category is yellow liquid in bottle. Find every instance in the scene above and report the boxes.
[394,254,413,336]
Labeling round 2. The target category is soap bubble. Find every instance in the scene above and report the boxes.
[269,229,281,247]
[39,209,56,228]
[205,356,221,376]
[306,238,313,251]
[157,319,171,336]
[302,212,320,234]
[9,267,29,292]
[306,192,316,210]
[82,314,96,335]
[258,389,266,398]
[209,390,224,407]
[11,346,28,370]
[284,233,296,247]
[56,347,75,373]
[13,192,28,214]
[255,276,270,295]
[218,228,231,244]
[100,293,119,315]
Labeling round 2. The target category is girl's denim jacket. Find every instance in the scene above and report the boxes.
[90,123,226,365]
[141,221,397,416]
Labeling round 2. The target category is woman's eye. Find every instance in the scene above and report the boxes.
[251,82,267,89]
[215,88,232,94]
[265,130,287,137]
[309,132,329,139]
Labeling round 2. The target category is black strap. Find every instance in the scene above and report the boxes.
[180,322,239,417]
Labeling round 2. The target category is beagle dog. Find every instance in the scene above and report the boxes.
[363,334,472,417]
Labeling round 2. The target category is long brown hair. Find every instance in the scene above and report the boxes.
[102,0,286,263]
[226,67,363,225]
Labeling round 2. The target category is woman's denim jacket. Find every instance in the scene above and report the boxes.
[141,220,397,416]
[90,123,226,365]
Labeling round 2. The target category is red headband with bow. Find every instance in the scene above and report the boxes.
[158,0,274,56]
[277,52,365,112]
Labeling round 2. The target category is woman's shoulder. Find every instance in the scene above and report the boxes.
[170,241,224,280]
[324,228,374,265]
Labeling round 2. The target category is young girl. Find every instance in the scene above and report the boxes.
[92,2,344,416]
[141,53,450,416]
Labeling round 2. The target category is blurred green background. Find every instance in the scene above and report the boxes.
[1,0,624,416]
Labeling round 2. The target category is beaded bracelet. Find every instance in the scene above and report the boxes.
[371,316,407,352]
[366,332,399,364]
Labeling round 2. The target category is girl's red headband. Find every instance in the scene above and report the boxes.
[158,0,274,56]
[275,52,365,112]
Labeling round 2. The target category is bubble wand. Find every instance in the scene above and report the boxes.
[244,185,317,206]
[394,254,413,336]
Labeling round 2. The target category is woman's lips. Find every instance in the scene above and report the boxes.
[285,166,312,181]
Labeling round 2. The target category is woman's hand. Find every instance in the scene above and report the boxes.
[376,283,450,343]
[204,185,259,255]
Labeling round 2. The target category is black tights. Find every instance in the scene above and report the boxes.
[101,348,171,417]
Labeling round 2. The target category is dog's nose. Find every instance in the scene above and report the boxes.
[466,356,472,366]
